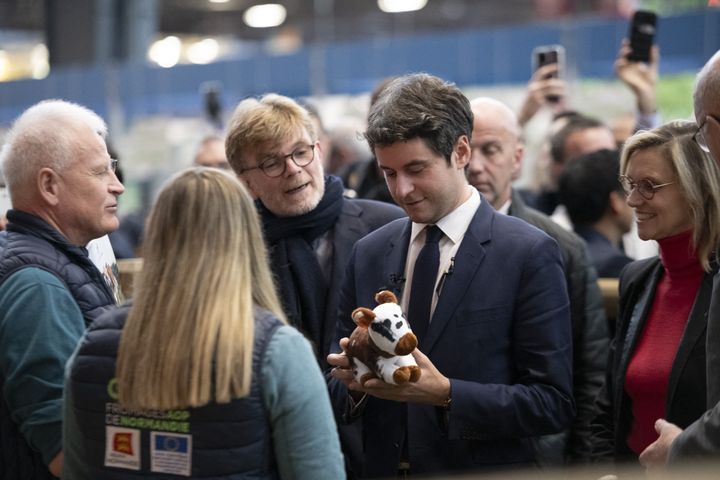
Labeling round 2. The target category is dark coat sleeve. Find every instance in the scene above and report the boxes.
[589,259,658,462]
[670,404,720,462]
[564,241,610,461]
[669,273,720,462]
[508,194,609,463]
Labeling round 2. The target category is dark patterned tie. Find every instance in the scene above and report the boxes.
[408,225,443,344]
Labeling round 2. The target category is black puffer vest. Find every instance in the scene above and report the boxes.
[65,305,283,479]
[0,209,115,324]
[0,209,116,480]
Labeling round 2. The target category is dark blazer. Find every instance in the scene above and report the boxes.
[329,198,574,478]
[670,272,720,462]
[574,225,633,279]
[322,197,405,363]
[591,258,713,462]
[509,190,609,463]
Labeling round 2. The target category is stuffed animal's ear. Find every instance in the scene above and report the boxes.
[352,307,375,328]
[375,290,398,305]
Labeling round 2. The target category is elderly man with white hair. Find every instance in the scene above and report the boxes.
[0,100,124,478]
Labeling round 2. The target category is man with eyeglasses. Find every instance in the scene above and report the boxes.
[0,100,124,479]
[225,94,403,478]
[226,93,404,364]
[692,52,720,164]
[638,49,720,470]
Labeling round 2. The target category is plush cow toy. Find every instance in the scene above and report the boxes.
[347,290,421,386]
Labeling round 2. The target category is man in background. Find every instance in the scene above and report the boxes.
[194,135,230,170]
[469,96,608,464]
[558,149,633,278]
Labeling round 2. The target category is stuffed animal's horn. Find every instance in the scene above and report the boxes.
[375,290,398,305]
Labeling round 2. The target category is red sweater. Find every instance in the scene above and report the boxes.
[624,230,704,454]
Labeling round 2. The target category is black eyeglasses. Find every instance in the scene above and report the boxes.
[694,115,719,153]
[240,144,316,178]
[618,175,675,200]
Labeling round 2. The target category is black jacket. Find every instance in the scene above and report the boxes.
[509,190,609,464]
[591,258,713,463]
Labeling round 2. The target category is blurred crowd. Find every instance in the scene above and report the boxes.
[2,19,720,480]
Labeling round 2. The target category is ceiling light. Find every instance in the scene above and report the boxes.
[208,0,230,3]
[378,0,428,13]
[188,38,220,64]
[30,44,49,79]
[243,4,287,28]
[0,51,8,80]
[148,36,181,68]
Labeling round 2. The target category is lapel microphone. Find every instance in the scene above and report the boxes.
[381,274,406,297]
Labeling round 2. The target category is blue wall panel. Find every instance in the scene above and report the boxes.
[0,9,718,125]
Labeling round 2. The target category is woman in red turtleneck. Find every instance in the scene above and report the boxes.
[590,120,720,466]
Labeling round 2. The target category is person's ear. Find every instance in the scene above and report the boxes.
[237,174,260,200]
[37,167,61,206]
[314,140,323,158]
[705,115,720,166]
[510,143,524,181]
[454,135,471,169]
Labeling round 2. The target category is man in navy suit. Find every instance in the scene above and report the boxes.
[327,73,574,478]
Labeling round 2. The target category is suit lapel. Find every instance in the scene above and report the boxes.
[330,201,365,289]
[422,201,492,353]
[324,201,365,352]
[381,219,412,300]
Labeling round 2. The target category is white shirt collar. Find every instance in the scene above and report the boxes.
[410,185,480,245]
[497,198,511,215]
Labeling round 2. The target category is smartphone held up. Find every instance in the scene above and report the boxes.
[627,10,657,63]
[532,45,565,103]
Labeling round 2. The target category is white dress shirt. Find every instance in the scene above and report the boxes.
[401,186,480,321]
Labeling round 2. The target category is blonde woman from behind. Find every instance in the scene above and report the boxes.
[62,167,345,479]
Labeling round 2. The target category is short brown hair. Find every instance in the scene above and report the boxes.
[225,94,317,174]
[364,73,473,165]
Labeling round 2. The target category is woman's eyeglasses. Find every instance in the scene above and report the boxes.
[618,175,675,200]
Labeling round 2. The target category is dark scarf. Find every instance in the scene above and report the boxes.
[258,176,344,353]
